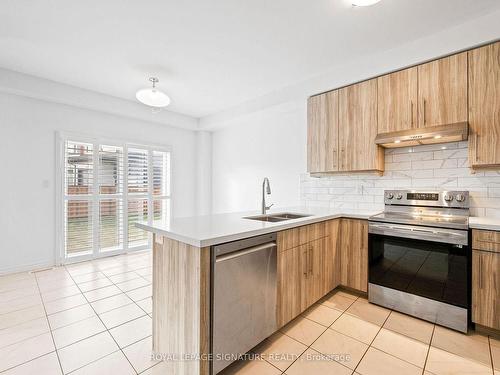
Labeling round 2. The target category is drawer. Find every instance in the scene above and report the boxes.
[278,222,326,252]
[473,229,500,253]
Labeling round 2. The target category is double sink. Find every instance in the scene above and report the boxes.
[244,212,311,222]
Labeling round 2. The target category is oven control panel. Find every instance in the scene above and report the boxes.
[384,190,469,208]
[406,192,439,201]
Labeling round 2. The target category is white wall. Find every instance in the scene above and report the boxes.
[0,92,198,274]
[195,131,213,215]
[212,100,306,213]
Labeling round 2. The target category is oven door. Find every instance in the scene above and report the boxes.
[368,222,470,309]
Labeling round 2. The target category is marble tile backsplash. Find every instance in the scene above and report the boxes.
[300,141,500,218]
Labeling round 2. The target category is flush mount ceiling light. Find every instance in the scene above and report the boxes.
[136,77,171,111]
[352,0,381,6]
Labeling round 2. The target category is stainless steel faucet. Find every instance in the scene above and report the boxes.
[261,177,273,214]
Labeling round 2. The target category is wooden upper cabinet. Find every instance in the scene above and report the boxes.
[417,52,468,127]
[468,42,500,168]
[377,67,418,133]
[307,91,339,173]
[339,79,384,172]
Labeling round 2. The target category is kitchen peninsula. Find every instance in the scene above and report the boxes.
[136,207,378,375]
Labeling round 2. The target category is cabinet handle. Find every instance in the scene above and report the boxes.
[410,101,414,127]
[423,99,426,125]
[309,246,313,276]
[340,148,345,170]
[303,249,308,277]
[333,149,337,169]
[478,255,483,289]
[475,133,479,163]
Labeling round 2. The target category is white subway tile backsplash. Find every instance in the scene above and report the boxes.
[489,188,500,197]
[485,208,500,218]
[394,151,434,162]
[385,162,412,171]
[411,177,458,188]
[433,168,470,178]
[433,148,468,160]
[301,141,500,217]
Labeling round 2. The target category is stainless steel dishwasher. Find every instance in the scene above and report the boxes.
[212,233,277,374]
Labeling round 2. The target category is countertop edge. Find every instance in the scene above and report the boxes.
[136,211,373,248]
[468,217,500,231]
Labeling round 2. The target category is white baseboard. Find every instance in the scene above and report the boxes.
[0,260,56,276]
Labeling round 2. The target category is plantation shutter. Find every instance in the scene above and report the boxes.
[64,141,94,255]
[62,139,170,259]
[127,148,149,248]
[99,145,124,251]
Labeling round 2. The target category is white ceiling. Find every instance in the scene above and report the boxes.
[1,0,499,119]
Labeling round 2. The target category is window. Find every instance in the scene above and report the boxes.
[61,137,170,260]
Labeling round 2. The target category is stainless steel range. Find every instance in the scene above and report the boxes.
[368,190,471,332]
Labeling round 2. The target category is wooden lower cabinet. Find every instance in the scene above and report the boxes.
[301,238,329,311]
[472,249,500,330]
[277,246,302,327]
[340,219,368,293]
[323,219,341,294]
[277,220,340,327]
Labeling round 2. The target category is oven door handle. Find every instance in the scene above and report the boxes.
[403,227,463,237]
[368,222,468,245]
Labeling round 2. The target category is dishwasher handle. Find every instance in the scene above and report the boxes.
[216,242,276,263]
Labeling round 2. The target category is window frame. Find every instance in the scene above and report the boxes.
[56,131,172,265]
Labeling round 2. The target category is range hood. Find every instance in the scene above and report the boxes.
[375,122,469,148]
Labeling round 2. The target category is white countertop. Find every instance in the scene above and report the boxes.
[136,206,379,248]
[469,217,500,231]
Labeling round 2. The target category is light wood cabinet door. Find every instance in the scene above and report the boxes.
[377,67,418,133]
[300,239,325,311]
[323,220,340,295]
[417,52,467,128]
[277,246,302,327]
[339,79,384,172]
[472,250,500,330]
[307,91,339,173]
[468,42,500,168]
[340,219,368,293]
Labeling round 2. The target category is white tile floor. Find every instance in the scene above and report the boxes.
[0,250,155,374]
[221,291,500,375]
[2,250,500,375]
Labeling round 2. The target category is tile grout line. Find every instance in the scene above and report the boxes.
[33,271,66,375]
[351,301,392,375]
[422,324,436,374]
[276,293,359,374]
[98,262,158,373]
[307,296,358,373]
[488,337,495,375]
[99,264,152,317]
[0,254,150,314]
[64,262,142,375]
